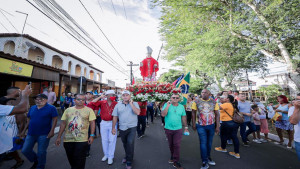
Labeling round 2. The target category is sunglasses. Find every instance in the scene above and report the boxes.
[172,97,180,99]
[76,98,85,101]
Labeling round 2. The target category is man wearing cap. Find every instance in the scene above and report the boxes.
[21,94,58,169]
[90,90,118,165]
[111,90,140,169]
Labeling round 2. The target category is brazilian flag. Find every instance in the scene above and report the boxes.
[176,72,190,105]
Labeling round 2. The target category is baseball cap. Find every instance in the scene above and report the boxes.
[106,90,115,95]
[122,90,130,95]
[33,94,48,99]
[86,91,93,95]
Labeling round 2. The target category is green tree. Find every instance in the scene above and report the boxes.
[153,0,300,90]
[257,84,284,103]
[158,69,183,83]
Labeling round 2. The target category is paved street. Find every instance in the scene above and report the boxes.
[1,118,299,169]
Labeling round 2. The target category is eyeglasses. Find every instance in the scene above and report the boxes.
[34,99,44,101]
[172,97,180,99]
[76,99,85,101]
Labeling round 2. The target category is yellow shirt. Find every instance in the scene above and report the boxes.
[61,106,96,142]
[220,103,234,121]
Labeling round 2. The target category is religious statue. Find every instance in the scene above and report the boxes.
[140,46,159,81]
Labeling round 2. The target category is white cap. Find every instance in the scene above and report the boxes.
[122,90,131,95]
[105,90,115,95]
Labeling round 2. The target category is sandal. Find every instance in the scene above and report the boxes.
[274,141,284,145]
[11,160,24,169]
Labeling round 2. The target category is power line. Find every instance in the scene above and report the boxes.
[121,0,127,19]
[0,10,19,33]
[97,0,103,13]
[110,0,117,15]
[26,0,128,76]
[78,0,127,64]
[35,0,127,72]
[0,20,10,32]
[43,0,127,71]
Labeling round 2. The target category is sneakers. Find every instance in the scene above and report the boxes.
[253,139,262,144]
[30,162,38,169]
[215,147,227,152]
[201,162,209,169]
[173,162,183,169]
[108,158,113,165]
[207,158,216,166]
[243,142,250,147]
[168,159,174,164]
[259,138,267,143]
[102,156,108,162]
[229,152,240,159]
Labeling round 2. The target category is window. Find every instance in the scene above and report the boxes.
[36,55,44,63]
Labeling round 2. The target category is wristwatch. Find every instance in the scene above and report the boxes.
[90,134,95,137]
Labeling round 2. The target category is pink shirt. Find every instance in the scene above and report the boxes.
[252,112,261,125]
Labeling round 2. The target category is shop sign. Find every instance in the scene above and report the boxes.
[0,58,33,77]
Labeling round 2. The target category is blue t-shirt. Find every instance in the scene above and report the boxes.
[27,104,58,136]
[65,97,73,106]
[277,104,289,121]
[147,102,154,110]
[238,101,251,122]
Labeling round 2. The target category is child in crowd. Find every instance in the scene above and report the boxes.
[251,105,262,143]
[258,104,269,142]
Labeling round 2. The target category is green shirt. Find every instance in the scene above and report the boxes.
[162,103,186,130]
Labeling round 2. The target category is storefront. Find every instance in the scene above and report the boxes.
[0,51,66,105]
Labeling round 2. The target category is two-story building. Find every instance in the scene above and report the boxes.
[0,33,105,103]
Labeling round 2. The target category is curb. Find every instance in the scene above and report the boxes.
[260,132,295,148]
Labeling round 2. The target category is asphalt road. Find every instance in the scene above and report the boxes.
[1,118,299,169]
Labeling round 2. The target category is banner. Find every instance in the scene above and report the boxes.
[0,58,33,77]
[176,72,190,105]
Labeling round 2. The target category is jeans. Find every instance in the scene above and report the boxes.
[240,121,256,142]
[101,120,117,158]
[147,107,154,123]
[22,135,50,169]
[186,111,192,125]
[196,124,215,163]
[165,129,182,163]
[295,141,300,161]
[64,142,89,169]
[120,127,137,162]
[137,116,147,137]
[96,116,101,135]
[221,121,240,153]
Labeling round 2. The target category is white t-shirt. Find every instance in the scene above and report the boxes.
[288,106,300,142]
[0,105,14,116]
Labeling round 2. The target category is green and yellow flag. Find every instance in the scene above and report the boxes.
[176,72,190,105]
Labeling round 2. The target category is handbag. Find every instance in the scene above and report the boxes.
[271,112,282,122]
[223,106,244,124]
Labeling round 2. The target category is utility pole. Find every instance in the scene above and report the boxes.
[246,69,252,101]
[127,61,139,85]
[16,11,28,34]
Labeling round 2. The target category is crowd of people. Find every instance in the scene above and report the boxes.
[0,85,299,169]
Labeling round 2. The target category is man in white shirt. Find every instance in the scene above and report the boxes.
[0,85,31,154]
[288,93,300,161]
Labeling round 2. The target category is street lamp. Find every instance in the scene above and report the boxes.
[16,11,28,34]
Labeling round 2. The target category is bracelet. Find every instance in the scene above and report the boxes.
[90,134,95,137]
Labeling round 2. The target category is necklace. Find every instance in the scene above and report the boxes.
[105,102,114,115]
[173,105,178,113]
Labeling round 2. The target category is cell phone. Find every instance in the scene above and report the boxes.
[28,81,32,89]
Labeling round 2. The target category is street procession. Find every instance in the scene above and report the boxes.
[0,0,299,169]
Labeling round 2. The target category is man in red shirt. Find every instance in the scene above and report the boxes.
[137,102,147,139]
[89,90,118,165]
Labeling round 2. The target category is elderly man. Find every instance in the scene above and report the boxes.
[89,90,118,165]
[112,91,140,169]
[21,94,58,169]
